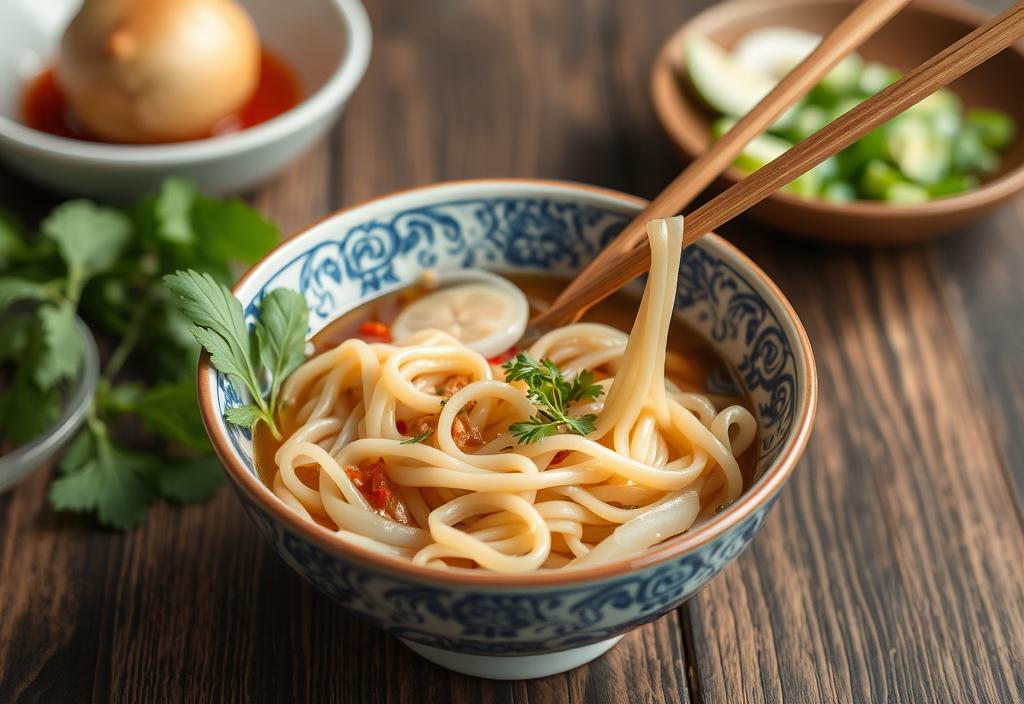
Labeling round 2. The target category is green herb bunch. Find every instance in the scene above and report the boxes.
[0,179,279,529]
[502,353,604,443]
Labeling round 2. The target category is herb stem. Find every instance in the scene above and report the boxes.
[102,291,154,381]
[249,359,281,438]
[264,414,283,440]
[84,400,108,444]
[64,266,85,309]
[265,375,285,440]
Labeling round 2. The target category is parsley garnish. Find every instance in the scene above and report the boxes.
[502,353,603,444]
[401,430,432,445]
[165,270,308,440]
[0,179,281,529]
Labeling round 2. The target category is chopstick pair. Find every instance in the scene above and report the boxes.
[530,0,1024,331]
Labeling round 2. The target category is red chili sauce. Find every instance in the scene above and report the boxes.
[21,49,301,143]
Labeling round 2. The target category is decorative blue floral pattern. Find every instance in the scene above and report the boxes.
[212,187,805,658]
[238,491,773,654]
[269,198,630,323]
[674,246,796,462]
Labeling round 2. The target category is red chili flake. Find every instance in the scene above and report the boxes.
[488,346,518,365]
[396,419,407,434]
[551,450,570,465]
[345,465,364,488]
[359,320,392,342]
[368,466,390,509]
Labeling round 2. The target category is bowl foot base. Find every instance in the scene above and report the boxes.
[400,635,624,680]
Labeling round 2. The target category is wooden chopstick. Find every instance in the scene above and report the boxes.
[531,0,1024,331]
[548,0,911,314]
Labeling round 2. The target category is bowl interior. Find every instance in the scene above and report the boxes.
[208,181,810,546]
[653,0,1024,190]
[0,0,347,129]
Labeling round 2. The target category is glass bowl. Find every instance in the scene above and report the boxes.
[0,314,99,493]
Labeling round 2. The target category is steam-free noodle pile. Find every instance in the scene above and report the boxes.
[267,218,757,573]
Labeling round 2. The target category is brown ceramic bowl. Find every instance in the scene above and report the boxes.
[650,0,1024,244]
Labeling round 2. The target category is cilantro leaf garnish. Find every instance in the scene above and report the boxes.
[154,456,225,503]
[164,270,309,440]
[0,362,60,444]
[0,278,54,311]
[135,380,212,452]
[502,353,603,444]
[49,429,157,530]
[256,287,309,415]
[190,195,280,264]
[153,178,198,245]
[1,179,282,530]
[224,405,266,428]
[34,303,84,389]
[42,200,132,301]
[401,430,433,445]
[0,209,28,264]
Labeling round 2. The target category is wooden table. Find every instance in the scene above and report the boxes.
[2,0,1023,701]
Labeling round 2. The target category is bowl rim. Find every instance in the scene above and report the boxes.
[649,0,1024,219]
[0,0,372,165]
[197,178,819,587]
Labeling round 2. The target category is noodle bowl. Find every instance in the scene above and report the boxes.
[262,218,757,574]
[199,179,816,678]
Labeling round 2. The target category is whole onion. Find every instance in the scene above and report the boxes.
[58,0,261,143]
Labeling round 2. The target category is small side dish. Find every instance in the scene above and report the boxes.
[649,0,1024,243]
[0,0,371,198]
[682,27,1017,204]
[23,0,301,144]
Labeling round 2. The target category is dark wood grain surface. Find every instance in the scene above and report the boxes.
[2,0,1023,702]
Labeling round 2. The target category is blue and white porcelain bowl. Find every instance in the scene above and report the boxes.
[198,179,817,680]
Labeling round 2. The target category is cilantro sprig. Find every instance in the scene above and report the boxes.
[502,353,604,443]
[164,270,308,440]
[401,430,433,445]
[0,179,281,529]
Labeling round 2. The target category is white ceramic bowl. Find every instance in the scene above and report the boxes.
[0,0,371,198]
[198,179,818,680]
